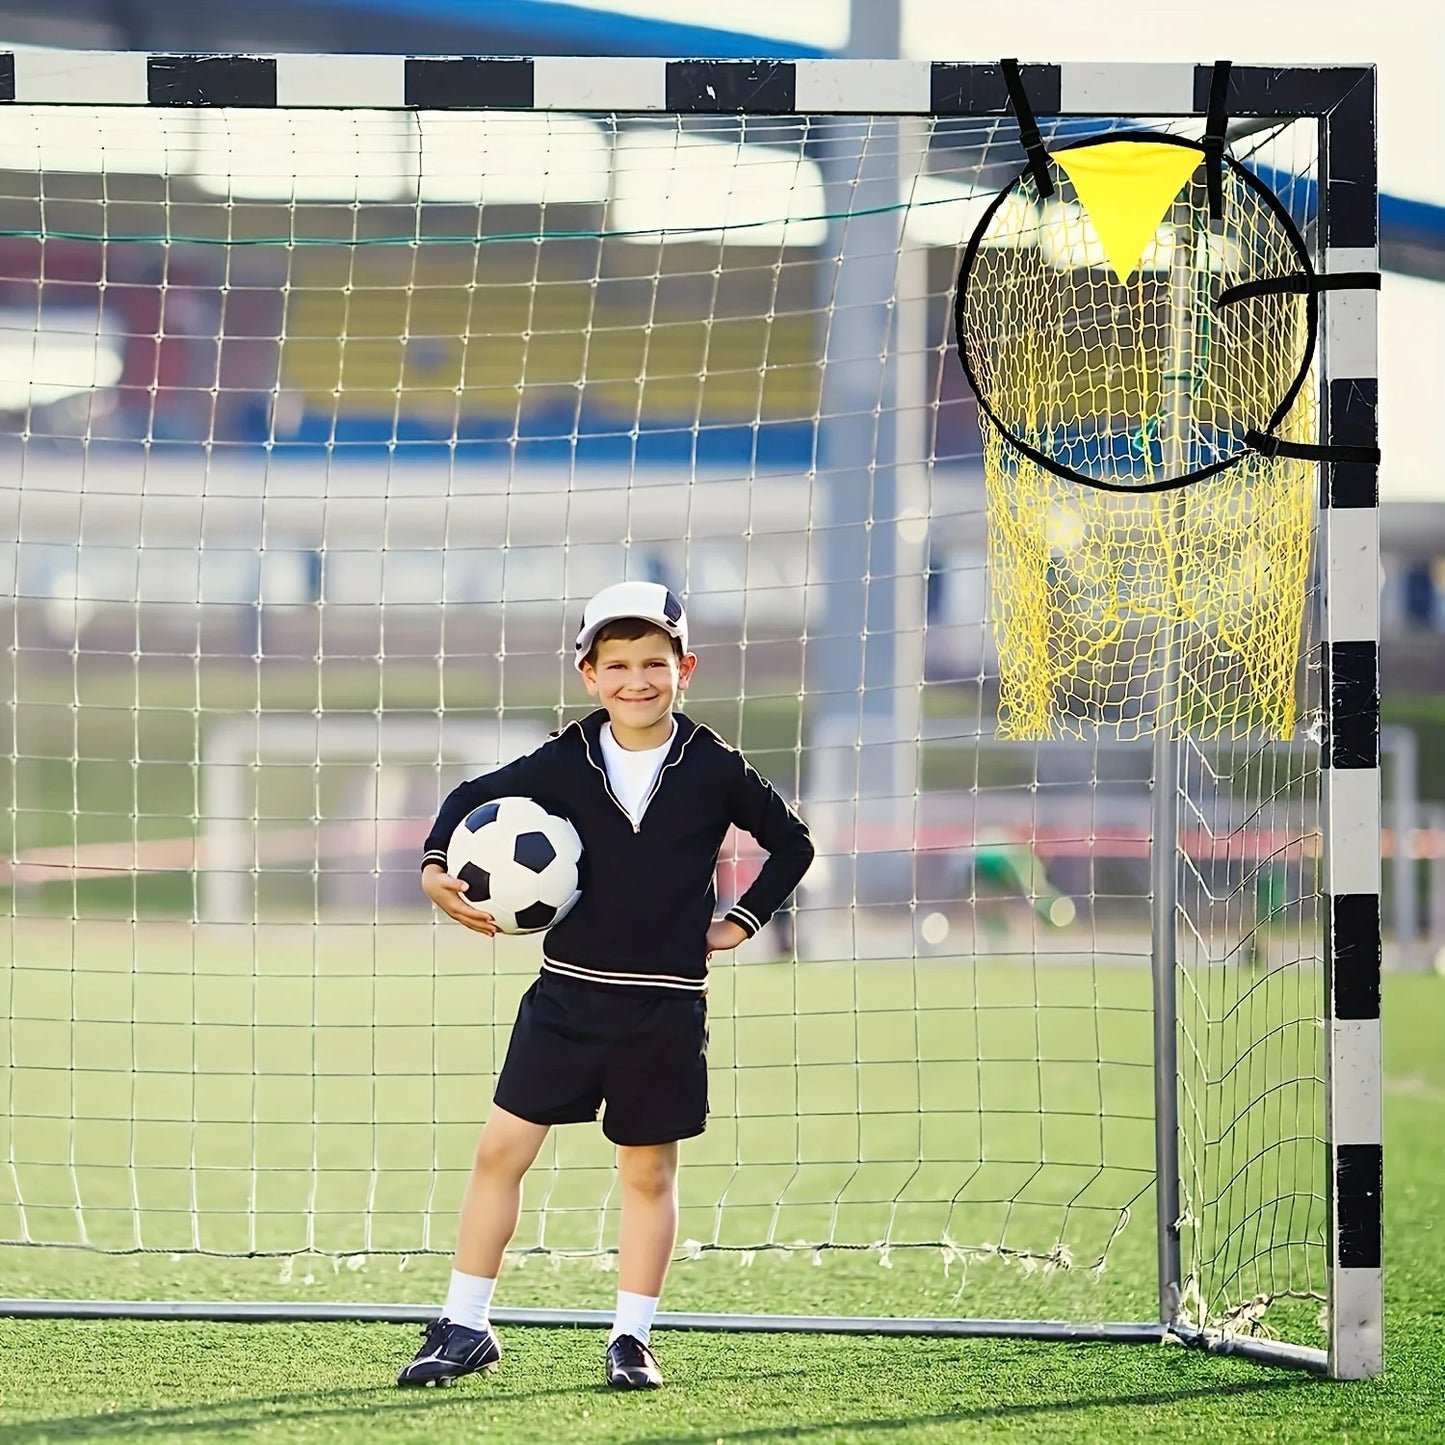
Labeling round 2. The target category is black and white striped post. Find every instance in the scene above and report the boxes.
[1187,62,1383,1383]
[1317,70,1385,1386]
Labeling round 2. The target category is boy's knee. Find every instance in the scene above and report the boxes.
[619,1147,677,1199]
[473,1120,540,1180]
[473,1132,525,1179]
[473,1133,511,1172]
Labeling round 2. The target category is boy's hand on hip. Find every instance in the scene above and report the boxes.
[422,865,499,936]
[705,919,748,958]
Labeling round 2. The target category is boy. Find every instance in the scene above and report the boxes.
[399,581,813,1391]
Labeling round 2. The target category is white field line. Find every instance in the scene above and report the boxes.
[8,818,1443,894]
[0,818,430,885]
[1385,1074,1445,1105]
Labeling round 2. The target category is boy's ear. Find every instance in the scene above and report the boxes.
[676,652,698,689]
[579,660,600,695]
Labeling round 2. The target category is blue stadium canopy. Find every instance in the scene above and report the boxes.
[0,0,1438,262]
[306,0,829,57]
[0,0,825,60]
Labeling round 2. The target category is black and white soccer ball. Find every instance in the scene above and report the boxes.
[446,796,583,935]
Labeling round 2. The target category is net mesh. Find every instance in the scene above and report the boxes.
[958,146,1318,740]
[0,104,1327,1340]
[1175,730,1325,1339]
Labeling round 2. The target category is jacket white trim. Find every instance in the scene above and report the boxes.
[542,957,707,992]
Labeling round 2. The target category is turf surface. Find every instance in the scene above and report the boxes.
[1,973,1441,1441]
[2,919,1319,1323]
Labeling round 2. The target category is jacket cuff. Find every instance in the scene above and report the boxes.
[421,849,448,873]
[724,904,763,938]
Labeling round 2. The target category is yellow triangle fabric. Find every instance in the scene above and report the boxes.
[1051,141,1203,284]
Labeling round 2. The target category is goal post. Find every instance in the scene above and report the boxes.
[0,52,1380,1379]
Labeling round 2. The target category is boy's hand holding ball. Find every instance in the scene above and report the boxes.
[423,863,499,937]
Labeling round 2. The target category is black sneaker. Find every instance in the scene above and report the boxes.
[396,1318,501,1388]
[605,1333,663,1389]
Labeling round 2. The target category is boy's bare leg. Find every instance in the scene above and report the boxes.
[616,1141,680,1296]
[454,1105,550,1278]
[605,1142,677,1386]
[397,1107,547,1385]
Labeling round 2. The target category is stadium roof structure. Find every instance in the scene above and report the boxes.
[0,0,1439,269]
[0,0,825,61]
[0,1,1438,505]
[309,0,834,59]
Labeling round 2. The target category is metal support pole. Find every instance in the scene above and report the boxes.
[1151,723,1183,1325]
[1150,198,1199,1328]
[0,1295,1328,1369]
[1429,806,1445,965]
[806,0,920,915]
[1382,725,1418,970]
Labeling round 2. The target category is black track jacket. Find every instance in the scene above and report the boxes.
[421,710,814,991]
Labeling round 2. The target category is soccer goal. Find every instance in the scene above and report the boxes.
[0,53,1380,1379]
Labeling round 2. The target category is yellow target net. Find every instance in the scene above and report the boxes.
[955,136,1319,740]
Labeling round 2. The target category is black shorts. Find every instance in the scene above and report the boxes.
[494,971,709,1146]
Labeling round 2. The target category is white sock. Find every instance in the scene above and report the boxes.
[609,1290,660,1346]
[442,1269,496,1332]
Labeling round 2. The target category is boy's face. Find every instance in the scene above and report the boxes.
[581,633,696,737]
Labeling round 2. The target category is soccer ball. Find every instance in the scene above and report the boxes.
[446,797,583,935]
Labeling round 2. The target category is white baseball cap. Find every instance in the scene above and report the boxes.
[574,581,689,672]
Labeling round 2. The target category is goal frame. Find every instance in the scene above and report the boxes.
[0,50,1381,1380]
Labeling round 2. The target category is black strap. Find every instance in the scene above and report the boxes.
[1000,58,1053,200]
[1246,429,1380,465]
[1217,271,1381,308]
[1202,60,1231,222]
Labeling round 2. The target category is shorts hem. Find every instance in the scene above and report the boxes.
[602,1119,708,1147]
[493,1094,598,1129]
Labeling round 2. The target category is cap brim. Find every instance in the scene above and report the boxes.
[574,615,686,671]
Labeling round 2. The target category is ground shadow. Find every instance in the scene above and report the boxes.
[0,1363,811,1443]
[641,1376,1314,1444]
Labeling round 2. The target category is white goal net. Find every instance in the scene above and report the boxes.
[0,81,1342,1358]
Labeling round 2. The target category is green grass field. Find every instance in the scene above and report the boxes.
[3,923,1162,1288]
[3,923,1441,1442]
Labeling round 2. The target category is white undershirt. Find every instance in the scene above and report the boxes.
[599,720,675,826]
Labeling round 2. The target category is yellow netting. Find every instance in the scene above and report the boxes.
[958,140,1317,740]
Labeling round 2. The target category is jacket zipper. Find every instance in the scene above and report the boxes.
[579,718,699,834]
[632,727,701,833]
[566,719,633,826]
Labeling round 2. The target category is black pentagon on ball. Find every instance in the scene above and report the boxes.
[512,830,556,873]
[464,800,502,831]
[455,862,492,902]
[514,900,558,932]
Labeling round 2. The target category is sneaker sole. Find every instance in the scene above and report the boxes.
[400,1360,500,1388]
